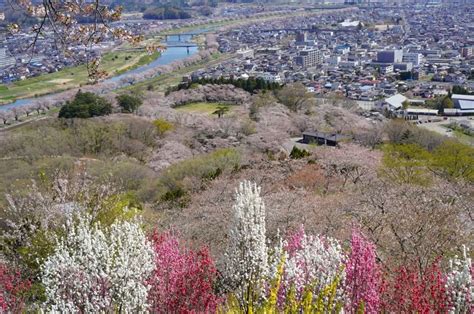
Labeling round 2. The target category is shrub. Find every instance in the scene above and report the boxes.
[158,148,240,199]
[153,118,174,136]
[381,260,448,312]
[345,229,382,313]
[384,120,444,151]
[431,140,474,183]
[290,146,310,159]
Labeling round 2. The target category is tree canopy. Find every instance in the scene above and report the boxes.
[58,91,112,119]
[116,94,143,113]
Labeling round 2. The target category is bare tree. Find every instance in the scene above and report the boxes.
[7,0,142,81]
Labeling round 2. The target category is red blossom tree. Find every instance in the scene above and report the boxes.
[147,231,220,313]
[0,264,31,312]
[381,260,448,312]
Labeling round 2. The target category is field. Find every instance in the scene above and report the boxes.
[0,49,156,105]
[174,102,232,115]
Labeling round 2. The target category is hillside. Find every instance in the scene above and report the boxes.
[0,80,473,311]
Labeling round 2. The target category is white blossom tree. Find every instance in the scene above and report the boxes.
[446,245,474,313]
[279,226,346,306]
[221,181,269,307]
[41,213,154,312]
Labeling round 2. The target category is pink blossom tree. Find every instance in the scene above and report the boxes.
[344,229,382,313]
[148,231,220,313]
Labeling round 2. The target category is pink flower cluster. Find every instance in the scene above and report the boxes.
[147,231,220,313]
[345,229,382,313]
[0,264,31,312]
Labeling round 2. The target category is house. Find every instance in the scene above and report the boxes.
[378,94,407,111]
[301,131,350,147]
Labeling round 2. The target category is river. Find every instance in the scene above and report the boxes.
[0,33,200,111]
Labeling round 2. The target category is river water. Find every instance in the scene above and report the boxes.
[0,33,199,110]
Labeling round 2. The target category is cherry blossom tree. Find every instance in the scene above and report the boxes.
[147,231,220,313]
[41,213,154,312]
[0,110,12,125]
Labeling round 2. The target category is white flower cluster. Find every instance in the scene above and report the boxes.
[446,245,473,313]
[283,234,346,302]
[222,181,269,299]
[41,214,154,312]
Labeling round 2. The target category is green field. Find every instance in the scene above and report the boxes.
[174,102,232,116]
[0,49,156,105]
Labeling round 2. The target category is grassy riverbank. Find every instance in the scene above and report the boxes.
[0,49,154,105]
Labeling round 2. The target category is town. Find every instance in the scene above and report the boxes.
[188,3,474,117]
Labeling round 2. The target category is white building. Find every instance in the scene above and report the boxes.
[377,93,407,111]
[237,48,254,59]
[403,52,423,66]
[446,94,474,115]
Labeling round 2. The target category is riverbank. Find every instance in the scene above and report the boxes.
[0,49,160,105]
[122,52,232,94]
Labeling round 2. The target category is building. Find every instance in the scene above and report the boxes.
[295,31,308,45]
[295,49,323,68]
[445,94,474,115]
[328,56,341,65]
[237,48,254,59]
[377,49,403,63]
[378,93,407,111]
[379,64,394,75]
[461,47,474,58]
[402,52,422,66]
[295,31,316,47]
[301,131,350,147]
[335,44,351,55]
[394,62,413,72]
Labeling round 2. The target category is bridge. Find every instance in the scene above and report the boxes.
[163,33,201,41]
[259,27,358,34]
[163,42,198,53]
[164,42,198,47]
